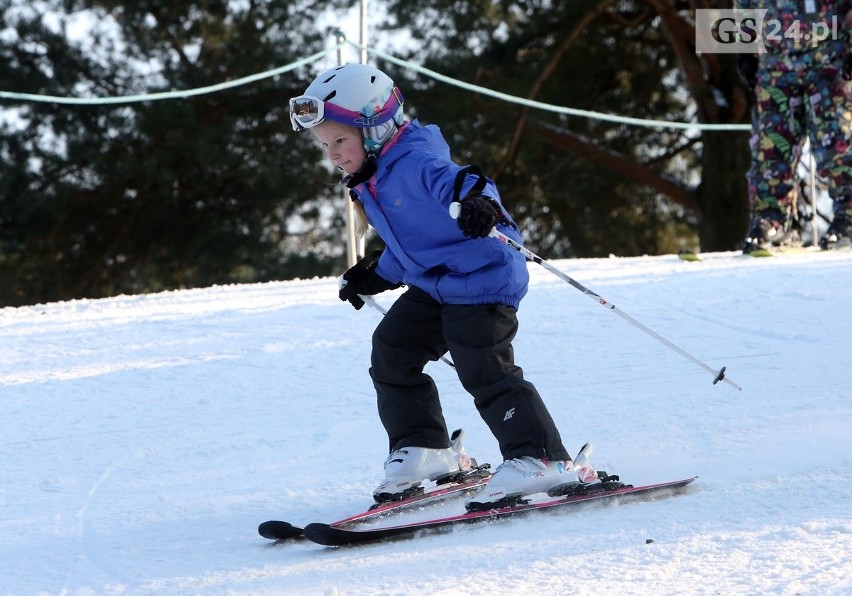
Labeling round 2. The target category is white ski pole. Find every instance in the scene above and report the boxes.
[360,295,456,369]
[449,203,741,391]
[809,152,819,243]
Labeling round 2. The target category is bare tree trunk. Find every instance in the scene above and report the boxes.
[695,130,751,250]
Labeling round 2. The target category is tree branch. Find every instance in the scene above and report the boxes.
[495,0,618,179]
[531,121,700,213]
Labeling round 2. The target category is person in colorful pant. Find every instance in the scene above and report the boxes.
[737,0,852,252]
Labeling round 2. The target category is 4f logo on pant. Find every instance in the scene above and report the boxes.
[503,408,515,422]
[695,9,843,54]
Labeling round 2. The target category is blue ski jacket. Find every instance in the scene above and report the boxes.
[347,120,529,309]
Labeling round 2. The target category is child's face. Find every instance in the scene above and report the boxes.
[313,121,367,175]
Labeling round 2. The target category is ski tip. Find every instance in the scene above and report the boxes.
[677,250,701,262]
[679,476,699,489]
[258,520,304,541]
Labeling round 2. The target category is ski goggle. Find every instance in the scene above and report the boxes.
[289,87,403,131]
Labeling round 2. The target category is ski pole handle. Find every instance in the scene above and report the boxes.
[449,201,505,242]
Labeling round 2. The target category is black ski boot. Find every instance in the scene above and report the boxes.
[819,208,852,250]
[742,208,797,254]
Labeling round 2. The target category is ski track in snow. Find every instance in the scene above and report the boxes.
[1,251,851,595]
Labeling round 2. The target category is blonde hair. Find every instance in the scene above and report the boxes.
[352,199,369,238]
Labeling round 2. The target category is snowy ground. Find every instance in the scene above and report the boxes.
[2,249,851,595]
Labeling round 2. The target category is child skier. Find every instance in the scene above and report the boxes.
[289,63,593,509]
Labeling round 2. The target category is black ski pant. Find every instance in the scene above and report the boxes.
[370,286,570,461]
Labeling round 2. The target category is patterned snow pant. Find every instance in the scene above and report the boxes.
[370,286,570,462]
[747,43,852,218]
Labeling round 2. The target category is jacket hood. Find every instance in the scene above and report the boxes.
[377,120,451,170]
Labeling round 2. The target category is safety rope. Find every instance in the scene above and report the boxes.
[0,35,750,131]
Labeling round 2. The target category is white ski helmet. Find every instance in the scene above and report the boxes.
[290,63,405,153]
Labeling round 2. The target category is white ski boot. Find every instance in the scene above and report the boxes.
[373,428,473,503]
[467,443,598,510]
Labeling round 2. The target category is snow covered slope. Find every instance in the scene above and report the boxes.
[2,250,850,594]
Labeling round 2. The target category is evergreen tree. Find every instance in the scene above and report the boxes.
[1,0,756,306]
[0,0,344,306]
[373,0,751,256]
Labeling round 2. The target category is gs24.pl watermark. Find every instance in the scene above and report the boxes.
[695,8,843,54]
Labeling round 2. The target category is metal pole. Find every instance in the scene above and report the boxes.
[502,229,741,390]
[335,27,361,267]
[360,0,368,65]
[809,149,819,244]
[342,1,369,266]
[448,202,742,390]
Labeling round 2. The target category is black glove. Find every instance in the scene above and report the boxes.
[844,54,851,81]
[456,194,504,238]
[737,53,759,89]
[338,250,400,310]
